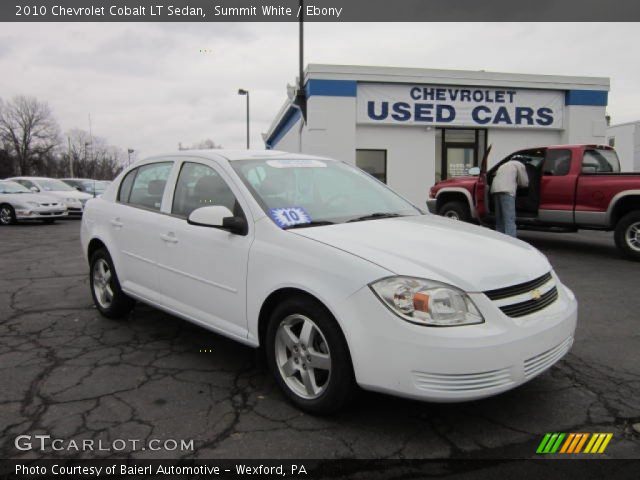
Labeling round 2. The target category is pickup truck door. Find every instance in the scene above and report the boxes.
[474,145,492,218]
[538,148,577,224]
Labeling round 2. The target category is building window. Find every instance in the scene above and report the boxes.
[356,149,387,183]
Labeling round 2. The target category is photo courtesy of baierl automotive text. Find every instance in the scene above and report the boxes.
[1,0,639,478]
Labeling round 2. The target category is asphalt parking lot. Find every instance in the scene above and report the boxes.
[1,220,639,460]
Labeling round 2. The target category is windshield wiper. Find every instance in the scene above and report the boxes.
[283,221,335,230]
[347,212,404,223]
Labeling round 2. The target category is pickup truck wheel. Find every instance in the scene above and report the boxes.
[438,201,471,222]
[90,248,135,318]
[614,211,640,261]
[266,297,356,414]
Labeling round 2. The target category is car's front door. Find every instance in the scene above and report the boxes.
[156,160,252,340]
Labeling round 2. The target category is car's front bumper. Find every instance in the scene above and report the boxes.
[15,207,68,221]
[338,279,577,402]
[426,198,437,214]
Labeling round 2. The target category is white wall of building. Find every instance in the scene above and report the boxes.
[487,129,562,168]
[357,125,435,207]
[561,105,607,145]
[607,122,640,172]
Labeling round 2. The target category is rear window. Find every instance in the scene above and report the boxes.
[582,149,620,174]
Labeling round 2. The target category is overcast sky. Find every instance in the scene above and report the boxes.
[1,22,639,159]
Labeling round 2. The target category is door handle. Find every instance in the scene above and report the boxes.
[160,233,179,244]
[110,218,123,228]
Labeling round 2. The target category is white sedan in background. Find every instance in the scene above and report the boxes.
[0,180,67,225]
[8,176,92,216]
[81,150,577,414]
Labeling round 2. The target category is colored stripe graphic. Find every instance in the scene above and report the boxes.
[538,433,613,454]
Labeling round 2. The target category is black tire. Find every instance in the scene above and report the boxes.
[89,248,135,319]
[614,211,640,261]
[438,200,471,222]
[265,296,356,414]
[0,204,16,225]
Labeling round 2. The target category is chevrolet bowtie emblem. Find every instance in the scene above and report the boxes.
[531,289,542,300]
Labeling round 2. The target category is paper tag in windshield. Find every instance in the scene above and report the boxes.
[269,207,311,228]
[266,159,327,168]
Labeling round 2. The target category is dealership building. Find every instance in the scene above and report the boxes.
[264,64,610,206]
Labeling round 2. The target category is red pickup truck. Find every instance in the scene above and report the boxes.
[427,144,640,260]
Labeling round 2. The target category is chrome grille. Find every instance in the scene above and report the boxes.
[485,272,552,301]
[413,368,513,393]
[524,336,573,378]
[484,272,558,318]
[499,287,558,318]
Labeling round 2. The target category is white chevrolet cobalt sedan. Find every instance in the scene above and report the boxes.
[81,150,577,413]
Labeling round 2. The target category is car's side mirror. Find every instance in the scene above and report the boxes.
[187,206,248,235]
[30,186,39,193]
[76,187,83,192]
[468,167,480,176]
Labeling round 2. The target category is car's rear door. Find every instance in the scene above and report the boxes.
[538,148,578,224]
[109,161,175,298]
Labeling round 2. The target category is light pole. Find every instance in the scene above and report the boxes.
[238,89,250,149]
[127,148,134,166]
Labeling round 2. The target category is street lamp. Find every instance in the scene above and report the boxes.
[238,88,250,149]
[127,148,134,166]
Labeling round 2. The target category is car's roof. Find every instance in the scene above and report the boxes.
[143,149,337,163]
[9,176,58,180]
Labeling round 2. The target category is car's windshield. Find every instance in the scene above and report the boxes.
[0,181,30,194]
[232,158,421,228]
[38,179,75,191]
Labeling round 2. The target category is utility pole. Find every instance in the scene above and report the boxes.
[297,0,306,123]
[68,136,73,177]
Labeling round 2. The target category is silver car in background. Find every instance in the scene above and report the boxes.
[0,180,67,225]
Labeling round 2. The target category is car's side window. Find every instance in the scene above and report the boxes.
[543,149,571,176]
[16,179,35,190]
[123,162,172,211]
[172,162,241,218]
[118,169,137,203]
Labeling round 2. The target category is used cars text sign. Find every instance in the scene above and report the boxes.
[357,83,564,129]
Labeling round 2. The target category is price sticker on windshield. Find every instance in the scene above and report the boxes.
[269,207,311,228]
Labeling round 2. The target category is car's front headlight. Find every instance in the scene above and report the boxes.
[370,276,484,327]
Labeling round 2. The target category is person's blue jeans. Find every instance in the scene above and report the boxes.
[493,193,517,237]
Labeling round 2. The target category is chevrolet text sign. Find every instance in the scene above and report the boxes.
[357,83,564,129]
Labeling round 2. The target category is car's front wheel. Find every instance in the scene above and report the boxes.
[89,248,135,318]
[265,297,356,414]
[0,204,16,225]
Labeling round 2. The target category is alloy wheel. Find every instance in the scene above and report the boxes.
[0,207,13,225]
[92,258,114,309]
[274,314,332,399]
[444,210,460,220]
[625,221,640,252]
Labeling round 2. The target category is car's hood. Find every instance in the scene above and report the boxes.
[291,215,551,292]
[0,192,62,204]
[44,190,92,200]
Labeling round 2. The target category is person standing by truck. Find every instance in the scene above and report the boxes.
[490,159,529,237]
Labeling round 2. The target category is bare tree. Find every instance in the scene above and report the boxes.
[0,96,60,175]
[61,129,124,180]
[179,138,223,150]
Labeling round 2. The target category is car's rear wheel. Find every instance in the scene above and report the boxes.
[0,204,16,225]
[614,211,640,261]
[265,297,356,414]
[438,200,471,222]
[90,248,135,318]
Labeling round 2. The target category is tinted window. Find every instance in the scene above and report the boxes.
[118,169,137,203]
[543,149,572,176]
[582,149,620,174]
[15,179,35,189]
[172,162,239,218]
[127,162,172,211]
